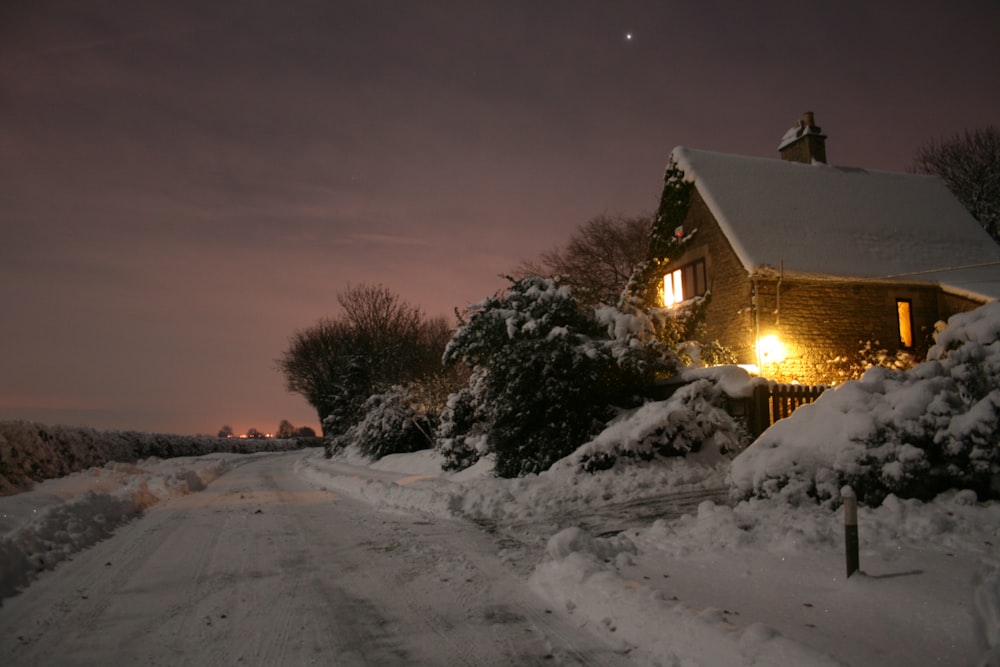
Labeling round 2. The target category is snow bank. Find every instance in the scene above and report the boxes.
[0,453,260,599]
[0,420,306,494]
[297,446,726,529]
[731,302,1000,506]
[532,526,844,667]
[299,415,1000,666]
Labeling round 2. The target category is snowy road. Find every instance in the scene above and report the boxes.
[0,451,631,666]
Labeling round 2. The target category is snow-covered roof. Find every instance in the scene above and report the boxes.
[671,147,1000,301]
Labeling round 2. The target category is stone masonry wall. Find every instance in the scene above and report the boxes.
[753,279,948,384]
[670,185,988,385]
[673,189,755,361]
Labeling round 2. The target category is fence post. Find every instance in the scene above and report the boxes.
[751,383,769,437]
[843,485,859,578]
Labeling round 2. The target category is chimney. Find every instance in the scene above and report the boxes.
[778,112,827,164]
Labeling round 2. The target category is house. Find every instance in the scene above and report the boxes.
[664,112,1000,385]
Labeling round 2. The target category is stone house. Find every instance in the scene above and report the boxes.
[664,113,1000,384]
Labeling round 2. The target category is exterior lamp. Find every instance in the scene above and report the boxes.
[756,334,787,364]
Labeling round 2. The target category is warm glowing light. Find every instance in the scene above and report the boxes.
[756,334,787,364]
[662,269,683,307]
[897,299,913,348]
[625,32,633,41]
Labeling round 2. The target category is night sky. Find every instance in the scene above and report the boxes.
[3,1,998,436]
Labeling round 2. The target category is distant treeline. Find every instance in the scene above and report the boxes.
[0,420,312,495]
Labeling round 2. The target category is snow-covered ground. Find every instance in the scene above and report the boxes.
[3,443,997,666]
[0,452,266,598]
[4,303,1000,665]
[300,447,999,667]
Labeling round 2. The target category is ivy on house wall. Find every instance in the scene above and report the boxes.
[621,157,697,310]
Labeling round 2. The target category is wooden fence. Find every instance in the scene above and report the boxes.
[745,381,830,438]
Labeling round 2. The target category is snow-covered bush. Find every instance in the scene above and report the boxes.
[347,386,437,461]
[320,365,369,442]
[443,277,673,478]
[818,339,920,385]
[730,302,1000,507]
[571,375,751,472]
[435,369,492,472]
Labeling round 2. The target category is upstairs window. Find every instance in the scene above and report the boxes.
[897,299,914,348]
[662,259,707,307]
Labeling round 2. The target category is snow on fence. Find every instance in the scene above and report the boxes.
[746,381,830,438]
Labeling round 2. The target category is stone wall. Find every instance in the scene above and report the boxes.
[753,278,960,384]
[672,190,755,361]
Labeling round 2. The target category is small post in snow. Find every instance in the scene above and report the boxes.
[842,485,859,578]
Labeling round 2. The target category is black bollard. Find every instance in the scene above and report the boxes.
[843,485,859,578]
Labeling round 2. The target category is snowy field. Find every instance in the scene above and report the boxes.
[2,443,997,665]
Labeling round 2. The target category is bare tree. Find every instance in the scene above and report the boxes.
[277,317,360,431]
[276,284,454,436]
[912,126,1000,244]
[517,213,651,307]
[276,419,295,439]
[218,424,234,438]
[417,315,454,373]
[337,283,426,387]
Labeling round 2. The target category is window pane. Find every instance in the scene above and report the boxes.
[663,261,707,305]
[682,265,694,299]
[661,269,683,306]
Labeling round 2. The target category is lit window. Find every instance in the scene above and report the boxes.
[663,269,683,306]
[897,299,913,348]
[661,259,707,307]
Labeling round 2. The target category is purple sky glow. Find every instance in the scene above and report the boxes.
[2,0,998,435]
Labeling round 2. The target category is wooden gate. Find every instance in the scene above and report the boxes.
[747,381,829,438]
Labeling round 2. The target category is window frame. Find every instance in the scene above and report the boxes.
[662,258,707,306]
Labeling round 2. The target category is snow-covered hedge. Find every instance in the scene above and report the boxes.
[730,302,1000,506]
[0,421,306,494]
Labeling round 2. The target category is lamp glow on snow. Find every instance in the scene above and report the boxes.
[756,334,787,365]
